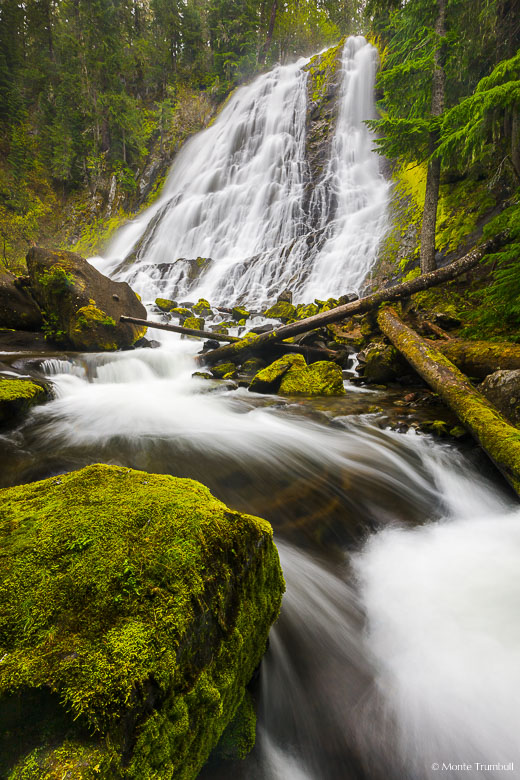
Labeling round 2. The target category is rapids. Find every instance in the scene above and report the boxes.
[1,35,518,780]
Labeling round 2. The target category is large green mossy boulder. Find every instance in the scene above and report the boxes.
[249,354,345,396]
[192,299,212,317]
[26,247,147,351]
[155,297,178,311]
[358,341,407,384]
[0,377,47,426]
[0,464,284,780]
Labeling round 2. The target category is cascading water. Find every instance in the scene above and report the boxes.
[93,36,389,307]
[2,35,519,780]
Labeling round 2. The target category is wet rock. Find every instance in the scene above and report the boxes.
[193,298,212,317]
[263,301,297,322]
[0,377,48,426]
[295,303,319,320]
[358,341,408,384]
[0,464,284,780]
[202,339,221,351]
[182,316,205,333]
[211,362,237,379]
[276,290,293,304]
[480,369,520,427]
[249,354,302,393]
[155,297,178,311]
[249,324,274,335]
[250,354,345,396]
[232,306,250,322]
[26,247,147,351]
[0,270,42,331]
[170,307,193,321]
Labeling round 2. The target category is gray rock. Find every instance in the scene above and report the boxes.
[480,369,520,427]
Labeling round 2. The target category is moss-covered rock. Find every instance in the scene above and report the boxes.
[210,362,237,379]
[232,306,250,322]
[0,270,42,331]
[183,316,205,332]
[480,369,520,427]
[155,297,178,312]
[170,307,193,321]
[26,247,147,351]
[249,354,345,396]
[278,357,346,396]
[358,341,408,384]
[192,298,212,317]
[263,301,297,322]
[249,354,303,393]
[295,303,319,320]
[0,464,284,780]
[0,377,48,426]
[210,690,256,762]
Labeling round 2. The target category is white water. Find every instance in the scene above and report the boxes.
[93,36,388,307]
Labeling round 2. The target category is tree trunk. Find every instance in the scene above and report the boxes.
[199,238,499,367]
[378,306,520,497]
[258,0,278,65]
[419,0,446,274]
[433,339,520,379]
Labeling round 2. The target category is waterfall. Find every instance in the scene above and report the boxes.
[93,36,389,308]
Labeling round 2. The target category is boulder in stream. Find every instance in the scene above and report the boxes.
[0,464,284,779]
[26,247,147,351]
[250,353,345,396]
[0,377,48,426]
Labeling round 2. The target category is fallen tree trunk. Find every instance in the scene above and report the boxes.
[120,315,239,342]
[432,339,520,379]
[199,239,498,367]
[378,306,520,497]
[120,315,339,360]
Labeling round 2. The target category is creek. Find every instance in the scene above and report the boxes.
[1,36,519,780]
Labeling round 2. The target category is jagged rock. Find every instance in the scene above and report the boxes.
[0,269,42,330]
[263,301,297,322]
[249,354,345,396]
[155,297,178,311]
[26,248,147,351]
[0,464,284,780]
[276,290,293,304]
[480,369,520,427]
[0,377,48,426]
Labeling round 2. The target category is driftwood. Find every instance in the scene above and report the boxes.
[199,240,498,367]
[120,314,339,360]
[378,306,520,497]
[432,339,520,379]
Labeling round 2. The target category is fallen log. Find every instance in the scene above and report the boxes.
[432,339,520,379]
[120,315,239,343]
[199,239,499,367]
[120,314,339,360]
[378,306,520,497]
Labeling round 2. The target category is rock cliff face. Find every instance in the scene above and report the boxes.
[26,247,147,351]
[0,464,285,779]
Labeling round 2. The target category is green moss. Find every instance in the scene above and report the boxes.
[183,316,205,332]
[360,342,405,383]
[211,362,237,379]
[192,299,212,316]
[155,298,177,312]
[9,740,112,779]
[231,306,249,321]
[171,307,193,319]
[0,378,47,425]
[70,305,119,351]
[279,359,345,396]
[211,690,256,761]
[295,303,319,319]
[263,301,297,322]
[37,266,75,295]
[0,464,284,779]
[249,354,303,393]
[304,40,344,103]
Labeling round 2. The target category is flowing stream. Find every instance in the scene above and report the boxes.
[2,35,519,780]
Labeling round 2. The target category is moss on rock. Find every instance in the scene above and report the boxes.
[210,690,256,762]
[248,354,303,393]
[183,316,205,332]
[232,306,250,322]
[0,464,284,780]
[358,341,408,384]
[192,299,212,317]
[263,301,297,322]
[279,358,345,396]
[155,298,178,312]
[0,378,48,426]
[211,362,237,379]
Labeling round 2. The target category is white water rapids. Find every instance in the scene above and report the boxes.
[93,36,389,308]
[2,35,519,780]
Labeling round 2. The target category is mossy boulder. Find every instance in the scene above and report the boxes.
[170,307,193,321]
[155,297,177,311]
[210,690,256,762]
[295,303,319,320]
[249,354,302,394]
[0,377,48,426]
[0,464,284,780]
[183,316,205,332]
[232,306,250,322]
[192,299,212,317]
[358,341,408,384]
[0,270,42,331]
[263,301,297,322]
[480,369,520,427]
[210,362,237,379]
[249,354,345,396]
[26,247,147,351]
